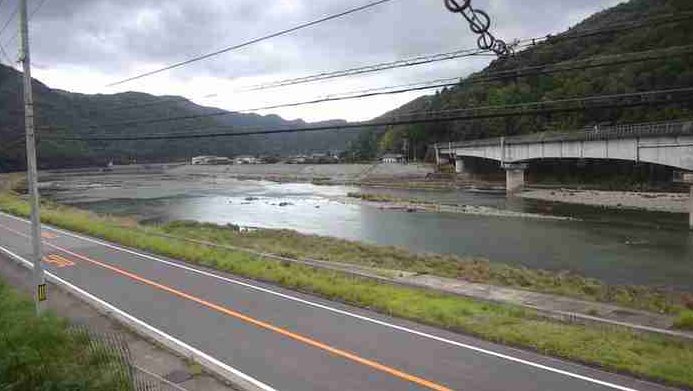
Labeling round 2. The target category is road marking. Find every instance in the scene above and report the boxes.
[0,223,452,390]
[0,244,278,391]
[0,212,644,391]
[44,254,75,268]
[45,242,454,391]
[42,232,57,239]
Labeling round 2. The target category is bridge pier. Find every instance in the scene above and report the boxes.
[685,173,693,230]
[503,163,528,194]
[455,157,465,174]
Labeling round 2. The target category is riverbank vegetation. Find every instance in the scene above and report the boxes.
[676,311,693,331]
[160,220,688,315]
[1,181,693,387]
[0,279,130,390]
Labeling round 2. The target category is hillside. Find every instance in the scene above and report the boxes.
[364,0,693,159]
[0,65,358,170]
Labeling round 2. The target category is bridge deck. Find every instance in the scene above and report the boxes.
[439,120,693,149]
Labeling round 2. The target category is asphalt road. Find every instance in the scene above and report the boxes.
[0,211,681,391]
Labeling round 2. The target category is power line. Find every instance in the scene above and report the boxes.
[239,46,499,92]
[2,0,51,47]
[41,10,693,117]
[39,51,495,114]
[239,12,693,92]
[55,50,497,114]
[67,32,693,119]
[106,0,397,87]
[467,44,693,82]
[30,0,48,18]
[0,2,19,38]
[0,40,13,64]
[230,44,693,113]
[35,42,693,138]
[44,87,693,141]
[79,44,693,128]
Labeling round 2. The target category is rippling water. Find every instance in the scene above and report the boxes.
[42,171,693,289]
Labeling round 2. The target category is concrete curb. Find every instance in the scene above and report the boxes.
[0,245,275,391]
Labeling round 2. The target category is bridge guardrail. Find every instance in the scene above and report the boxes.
[438,120,693,150]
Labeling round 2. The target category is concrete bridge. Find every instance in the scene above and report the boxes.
[433,120,693,228]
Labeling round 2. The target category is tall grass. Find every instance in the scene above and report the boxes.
[1,188,693,387]
[0,280,131,390]
[159,220,683,314]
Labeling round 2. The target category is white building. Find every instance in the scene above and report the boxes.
[191,156,231,165]
[380,153,405,164]
[234,155,258,164]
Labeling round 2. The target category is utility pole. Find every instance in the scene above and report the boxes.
[19,0,46,314]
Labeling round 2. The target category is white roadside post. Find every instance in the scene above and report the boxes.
[19,0,47,314]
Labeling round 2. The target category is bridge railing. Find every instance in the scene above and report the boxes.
[439,119,693,149]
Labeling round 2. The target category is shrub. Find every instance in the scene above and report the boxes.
[674,311,693,331]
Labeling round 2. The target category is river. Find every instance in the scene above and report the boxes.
[40,169,693,290]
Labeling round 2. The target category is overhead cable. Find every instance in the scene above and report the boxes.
[43,87,693,141]
[78,45,693,128]
[0,2,18,38]
[105,0,396,87]
[239,12,693,92]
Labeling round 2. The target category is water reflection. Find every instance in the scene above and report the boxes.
[47,177,692,289]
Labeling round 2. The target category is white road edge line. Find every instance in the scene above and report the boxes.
[0,242,278,391]
[0,212,641,391]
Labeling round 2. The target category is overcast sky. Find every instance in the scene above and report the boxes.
[0,0,624,122]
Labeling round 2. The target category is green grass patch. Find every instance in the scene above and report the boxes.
[674,311,693,331]
[1,183,693,387]
[0,279,131,390]
[157,219,684,314]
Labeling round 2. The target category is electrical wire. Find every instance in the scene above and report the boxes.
[79,44,693,129]
[2,0,51,47]
[238,47,498,92]
[64,35,693,119]
[0,2,18,38]
[0,40,13,65]
[31,10,693,118]
[106,0,397,87]
[228,44,693,113]
[43,87,693,141]
[239,12,693,92]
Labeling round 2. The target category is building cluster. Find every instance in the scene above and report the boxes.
[190,153,341,165]
[191,155,263,165]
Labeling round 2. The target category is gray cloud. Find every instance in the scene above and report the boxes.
[0,0,623,119]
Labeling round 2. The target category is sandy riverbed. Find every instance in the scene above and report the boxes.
[520,189,690,213]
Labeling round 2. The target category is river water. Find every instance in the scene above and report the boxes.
[40,170,693,290]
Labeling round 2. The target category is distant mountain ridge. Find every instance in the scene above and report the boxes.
[0,65,358,170]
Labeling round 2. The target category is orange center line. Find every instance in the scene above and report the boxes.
[43,254,75,267]
[0,224,454,391]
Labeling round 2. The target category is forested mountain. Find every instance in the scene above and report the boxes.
[0,65,359,170]
[357,0,693,159]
